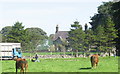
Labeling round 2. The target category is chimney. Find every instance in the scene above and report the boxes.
[55,25,59,33]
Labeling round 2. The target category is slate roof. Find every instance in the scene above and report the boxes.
[53,31,68,41]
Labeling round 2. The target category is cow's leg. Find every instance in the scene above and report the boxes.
[20,65,24,74]
[23,63,25,74]
[25,64,28,74]
[24,67,26,74]
[91,62,93,68]
[93,62,96,68]
[94,63,96,68]
[23,69,24,74]
[20,68,24,74]
[96,63,97,67]
[91,61,95,69]
[93,63,95,68]
[96,62,98,66]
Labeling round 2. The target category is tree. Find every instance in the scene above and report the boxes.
[98,2,114,15]
[48,34,54,46]
[5,22,28,51]
[68,21,85,57]
[0,26,12,42]
[93,25,107,52]
[104,16,117,55]
[0,22,48,52]
[84,28,94,52]
[90,2,118,55]
[25,27,48,51]
[6,22,25,43]
[90,2,114,31]
[112,1,120,56]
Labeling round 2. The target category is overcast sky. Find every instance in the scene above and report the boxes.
[0,0,112,36]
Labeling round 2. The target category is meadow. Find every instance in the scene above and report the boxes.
[1,56,118,72]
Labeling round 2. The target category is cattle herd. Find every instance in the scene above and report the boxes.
[14,54,99,73]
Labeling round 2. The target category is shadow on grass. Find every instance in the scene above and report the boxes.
[79,67,92,70]
[8,67,14,69]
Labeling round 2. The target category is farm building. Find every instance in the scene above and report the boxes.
[50,25,69,51]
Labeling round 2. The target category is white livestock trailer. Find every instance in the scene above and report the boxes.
[0,43,21,59]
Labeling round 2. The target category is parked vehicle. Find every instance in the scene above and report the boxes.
[0,43,22,59]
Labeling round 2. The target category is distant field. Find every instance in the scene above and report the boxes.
[1,56,118,72]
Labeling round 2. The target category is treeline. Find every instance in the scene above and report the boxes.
[0,22,48,51]
[67,1,120,56]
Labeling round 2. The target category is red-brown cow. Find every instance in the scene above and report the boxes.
[90,54,99,68]
[14,58,28,74]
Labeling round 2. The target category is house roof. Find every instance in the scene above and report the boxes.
[53,31,68,41]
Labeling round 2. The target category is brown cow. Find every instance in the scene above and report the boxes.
[90,54,99,68]
[14,58,28,74]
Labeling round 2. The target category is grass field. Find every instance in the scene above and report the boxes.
[1,56,118,72]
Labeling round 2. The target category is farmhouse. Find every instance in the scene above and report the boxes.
[51,25,69,51]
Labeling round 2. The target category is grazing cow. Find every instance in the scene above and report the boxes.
[90,54,99,68]
[14,58,28,74]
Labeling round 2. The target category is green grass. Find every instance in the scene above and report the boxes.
[1,56,118,72]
